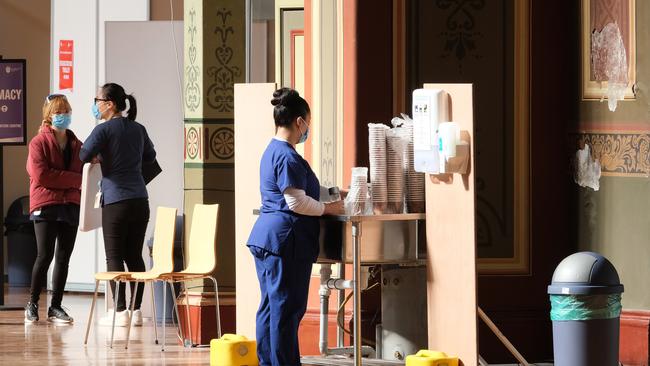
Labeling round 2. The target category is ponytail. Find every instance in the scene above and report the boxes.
[126,94,137,121]
[100,83,137,121]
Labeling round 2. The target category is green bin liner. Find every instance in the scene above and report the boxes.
[550,294,622,321]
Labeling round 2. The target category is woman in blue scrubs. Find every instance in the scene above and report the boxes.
[248,88,344,366]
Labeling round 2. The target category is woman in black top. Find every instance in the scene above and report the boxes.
[80,83,156,327]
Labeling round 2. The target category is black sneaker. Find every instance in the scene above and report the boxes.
[47,306,73,324]
[24,302,39,323]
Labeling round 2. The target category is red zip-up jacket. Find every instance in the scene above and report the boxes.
[26,125,83,213]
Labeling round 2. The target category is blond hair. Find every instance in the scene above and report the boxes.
[41,96,72,128]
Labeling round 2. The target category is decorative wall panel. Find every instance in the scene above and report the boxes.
[408,0,530,273]
[574,131,650,177]
[184,0,244,169]
[184,122,235,167]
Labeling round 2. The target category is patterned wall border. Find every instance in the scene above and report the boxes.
[572,131,650,177]
[185,5,201,114]
[184,122,235,167]
[183,0,245,120]
[206,6,242,117]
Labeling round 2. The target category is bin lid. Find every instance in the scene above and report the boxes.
[4,196,30,226]
[548,251,624,295]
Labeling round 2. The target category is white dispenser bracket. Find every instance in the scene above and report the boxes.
[439,138,470,175]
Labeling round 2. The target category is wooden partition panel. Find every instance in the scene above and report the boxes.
[423,83,477,366]
[234,83,278,338]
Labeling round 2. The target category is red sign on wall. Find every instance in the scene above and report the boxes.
[58,40,73,91]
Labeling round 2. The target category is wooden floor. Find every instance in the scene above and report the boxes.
[0,288,554,366]
[0,287,212,365]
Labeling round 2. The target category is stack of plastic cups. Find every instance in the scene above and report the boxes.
[368,123,389,214]
[402,122,425,213]
[348,167,368,216]
[386,130,405,214]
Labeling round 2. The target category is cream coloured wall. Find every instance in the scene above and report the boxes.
[576,0,650,310]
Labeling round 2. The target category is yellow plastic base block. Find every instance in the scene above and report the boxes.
[210,334,259,366]
[405,350,459,366]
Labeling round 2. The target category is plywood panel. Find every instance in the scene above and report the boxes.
[423,83,477,366]
[79,163,102,232]
[234,83,278,338]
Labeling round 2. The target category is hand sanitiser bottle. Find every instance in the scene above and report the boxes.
[328,186,341,201]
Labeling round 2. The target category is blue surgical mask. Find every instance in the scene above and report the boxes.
[298,121,309,144]
[92,104,102,120]
[51,114,71,130]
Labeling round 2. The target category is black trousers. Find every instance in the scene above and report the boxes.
[102,198,149,311]
[30,221,77,307]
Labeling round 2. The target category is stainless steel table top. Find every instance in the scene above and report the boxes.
[321,213,426,222]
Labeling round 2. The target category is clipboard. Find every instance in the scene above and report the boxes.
[142,159,162,185]
[79,159,162,232]
[79,163,103,232]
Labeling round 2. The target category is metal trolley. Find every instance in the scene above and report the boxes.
[304,213,426,366]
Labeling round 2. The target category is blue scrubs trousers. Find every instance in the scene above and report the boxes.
[250,246,313,366]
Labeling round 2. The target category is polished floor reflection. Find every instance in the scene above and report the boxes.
[0,288,211,365]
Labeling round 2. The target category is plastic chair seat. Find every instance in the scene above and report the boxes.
[95,272,133,281]
[131,271,170,281]
[158,271,212,280]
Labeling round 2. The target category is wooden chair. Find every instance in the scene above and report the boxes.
[83,206,178,349]
[156,204,222,349]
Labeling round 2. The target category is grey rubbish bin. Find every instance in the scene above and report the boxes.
[548,251,624,366]
[3,196,36,287]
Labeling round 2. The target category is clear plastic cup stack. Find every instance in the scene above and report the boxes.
[368,123,389,214]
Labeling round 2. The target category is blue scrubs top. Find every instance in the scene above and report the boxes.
[247,139,321,261]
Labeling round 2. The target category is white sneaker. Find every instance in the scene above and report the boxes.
[131,309,143,326]
[98,309,130,327]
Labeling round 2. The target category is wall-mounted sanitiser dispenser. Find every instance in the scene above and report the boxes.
[413,88,447,174]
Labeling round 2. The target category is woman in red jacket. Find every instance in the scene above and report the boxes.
[24,94,83,324]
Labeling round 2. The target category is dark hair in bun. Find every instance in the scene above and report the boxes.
[271,88,310,127]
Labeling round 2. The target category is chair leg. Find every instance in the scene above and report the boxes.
[181,280,193,347]
[84,280,100,345]
[150,281,159,345]
[208,276,222,339]
[125,280,139,349]
[170,281,185,343]
[162,280,167,352]
[110,280,120,349]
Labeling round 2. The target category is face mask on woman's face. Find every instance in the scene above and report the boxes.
[91,104,104,120]
[297,118,309,144]
[51,113,72,130]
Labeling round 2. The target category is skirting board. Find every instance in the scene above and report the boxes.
[620,310,650,366]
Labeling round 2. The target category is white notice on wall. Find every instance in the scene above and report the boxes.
[413,95,432,151]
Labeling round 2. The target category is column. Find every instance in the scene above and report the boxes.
[183,0,245,294]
